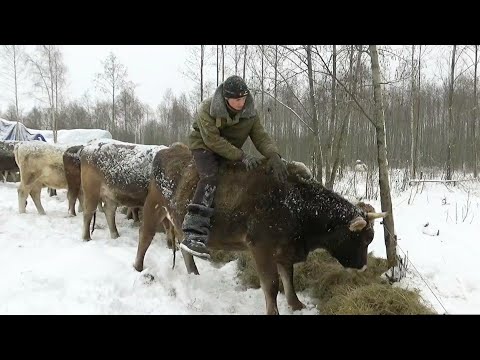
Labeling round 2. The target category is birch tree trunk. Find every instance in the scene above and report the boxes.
[325,45,336,185]
[473,45,478,178]
[410,45,416,179]
[369,45,397,269]
[446,45,456,180]
[200,45,204,102]
[243,45,248,79]
[307,45,322,183]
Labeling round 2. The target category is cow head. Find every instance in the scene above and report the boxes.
[322,207,387,271]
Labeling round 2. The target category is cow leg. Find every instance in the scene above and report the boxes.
[67,186,79,217]
[134,189,161,272]
[250,244,280,315]
[77,188,84,213]
[2,171,7,183]
[82,186,101,241]
[103,199,119,239]
[29,184,46,215]
[132,207,140,223]
[277,261,306,312]
[17,185,29,214]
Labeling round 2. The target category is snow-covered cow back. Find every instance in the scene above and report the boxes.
[81,142,163,191]
[14,141,70,215]
[80,141,167,240]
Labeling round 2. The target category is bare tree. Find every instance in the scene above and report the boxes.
[410,45,417,179]
[28,45,66,142]
[0,45,27,123]
[216,45,219,87]
[446,45,457,180]
[243,45,248,79]
[473,45,478,178]
[95,52,127,133]
[261,45,265,114]
[327,46,361,189]
[325,45,337,185]
[222,45,225,82]
[183,46,212,106]
[274,45,278,113]
[369,45,397,269]
[200,45,205,102]
[306,45,322,183]
[234,45,240,75]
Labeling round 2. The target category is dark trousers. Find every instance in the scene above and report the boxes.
[191,149,219,207]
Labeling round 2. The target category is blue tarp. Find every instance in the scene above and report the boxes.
[0,118,45,141]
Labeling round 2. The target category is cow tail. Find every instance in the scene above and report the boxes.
[163,206,176,270]
[91,211,96,235]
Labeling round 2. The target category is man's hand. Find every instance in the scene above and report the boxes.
[266,154,288,183]
[241,153,262,171]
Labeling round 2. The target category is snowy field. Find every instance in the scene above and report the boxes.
[1,174,479,315]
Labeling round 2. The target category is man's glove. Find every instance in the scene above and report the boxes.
[266,154,288,183]
[241,153,262,171]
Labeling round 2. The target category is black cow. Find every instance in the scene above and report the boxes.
[0,140,19,182]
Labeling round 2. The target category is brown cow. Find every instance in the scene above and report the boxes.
[65,143,144,221]
[63,144,84,216]
[134,143,387,315]
[80,141,167,240]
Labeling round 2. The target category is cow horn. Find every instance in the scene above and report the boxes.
[367,212,388,221]
[349,216,367,232]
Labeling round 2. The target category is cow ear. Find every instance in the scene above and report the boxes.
[349,216,367,232]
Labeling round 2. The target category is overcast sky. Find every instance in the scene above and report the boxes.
[63,45,195,107]
[0,45,197,114]
[0,45,465,116]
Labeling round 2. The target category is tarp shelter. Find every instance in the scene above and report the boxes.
[0,118,45,141]
[0,118,112,144]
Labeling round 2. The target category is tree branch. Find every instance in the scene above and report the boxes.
[311,47,375,125]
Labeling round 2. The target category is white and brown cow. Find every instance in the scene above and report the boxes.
[80,141,167,240]
[14,141,71,215]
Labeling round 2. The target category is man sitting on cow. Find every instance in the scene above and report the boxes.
[179,75,288,259]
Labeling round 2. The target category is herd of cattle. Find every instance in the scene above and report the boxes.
[0,139,387,315]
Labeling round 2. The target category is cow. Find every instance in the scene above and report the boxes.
[63,145,85,216]
[126,207,141,222]
[80,141,167,241]
[0,140,19,182]
[14,141,71,215]
[133,143,387,315]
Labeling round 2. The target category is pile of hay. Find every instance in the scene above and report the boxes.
[212,249,435,315]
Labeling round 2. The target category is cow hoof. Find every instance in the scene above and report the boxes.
[133,263,143,272]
